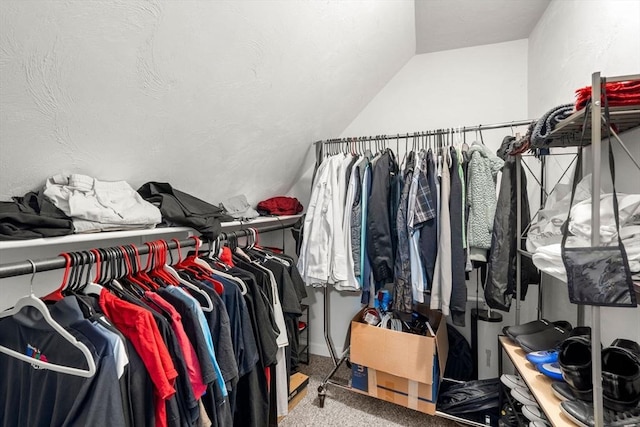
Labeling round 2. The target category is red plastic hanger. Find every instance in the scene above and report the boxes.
[42,253,72,301]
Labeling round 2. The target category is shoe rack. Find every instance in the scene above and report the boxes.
[513,71,640,427]
[499,336,573,426]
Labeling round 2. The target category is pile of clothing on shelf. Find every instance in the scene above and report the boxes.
[526,174,640,297]
[1,174,304,241]
[575,80,640,111]
[502,319,640,427]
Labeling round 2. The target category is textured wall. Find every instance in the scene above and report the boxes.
[301,39,533,358]
[0,0,415,204]
[529,0,640,342]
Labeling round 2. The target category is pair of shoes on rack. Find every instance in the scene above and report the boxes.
[560,400,640,427]
[527,350,564,381]
[512,386,538,407]
[559,329,640,411]
[526,349,558,365]
[522,405,549,425]
[551,381,590,402]
[504,319,573,353]
[536,361,564,381]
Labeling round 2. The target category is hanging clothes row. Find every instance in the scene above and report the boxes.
[298,129,539,327]
[0,231,306,427]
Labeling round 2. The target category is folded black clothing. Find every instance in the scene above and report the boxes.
[138,182,234,241]
[0,191,74,240]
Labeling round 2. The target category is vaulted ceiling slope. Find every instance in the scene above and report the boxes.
[0,1,415,205]
[415,0,550,54]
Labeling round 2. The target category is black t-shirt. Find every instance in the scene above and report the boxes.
[228,266,278,368]
[277,253,308,301]
[219,275,259,378]
[264,259,301,316]
[0,298,126,427]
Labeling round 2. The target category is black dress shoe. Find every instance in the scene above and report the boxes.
[558,335,594,401]
[560,399,640,427]
[602,340,640,412]
[551,381,593,402]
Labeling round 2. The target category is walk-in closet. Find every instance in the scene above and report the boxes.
[1,1,639,426]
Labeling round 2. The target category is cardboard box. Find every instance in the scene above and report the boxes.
[349,308,449,415]
[351,364,439,414]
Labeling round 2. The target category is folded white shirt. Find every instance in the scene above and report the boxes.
[44,174,161,233]
[569,193,640,244]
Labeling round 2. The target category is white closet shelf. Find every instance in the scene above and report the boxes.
[0,214,303,251]
[518,249,567,283]
[0,227,195,250]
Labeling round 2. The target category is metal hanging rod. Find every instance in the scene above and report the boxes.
[0,237,198,279]
[315,119,534,146]
[218,222,293,240]
[0,222,295,279]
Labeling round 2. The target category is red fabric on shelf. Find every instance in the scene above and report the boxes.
[575,80,640,111]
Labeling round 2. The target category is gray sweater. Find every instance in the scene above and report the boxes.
[467,142,504,261]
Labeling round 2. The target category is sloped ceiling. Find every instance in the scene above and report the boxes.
[0,0,415,205]
[415,0,550,54]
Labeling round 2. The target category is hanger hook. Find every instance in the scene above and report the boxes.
[27,259,36,295]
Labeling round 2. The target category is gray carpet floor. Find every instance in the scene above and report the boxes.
[280,355,459,427]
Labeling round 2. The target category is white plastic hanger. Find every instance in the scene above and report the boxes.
[164,264,214,312]
[211,269,248,296]
[0,260,97,378]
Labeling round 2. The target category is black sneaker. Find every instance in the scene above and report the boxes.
[560,399,640,427]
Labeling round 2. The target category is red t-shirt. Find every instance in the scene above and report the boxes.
[145,291,207,398]
[99,289,178,427]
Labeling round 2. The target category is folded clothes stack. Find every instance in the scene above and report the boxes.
[575,80,640,111]
[526,176,640,293]
[44,174,162,233]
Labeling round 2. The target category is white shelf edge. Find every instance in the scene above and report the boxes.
[0,214,303,251]
[0,227,195,250]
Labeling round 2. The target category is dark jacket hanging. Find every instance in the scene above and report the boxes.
[485,138,540,311]
[449,148,467,326]
[366,150,398,283]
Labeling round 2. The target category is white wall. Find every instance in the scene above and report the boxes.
[528,0,640,344]
[302,39,542,358]
[0,0,415,207]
